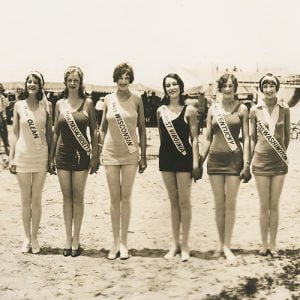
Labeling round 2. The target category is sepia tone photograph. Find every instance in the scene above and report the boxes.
[1,0,300,299]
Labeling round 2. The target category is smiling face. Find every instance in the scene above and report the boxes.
[117,72,131,91]
[221,78,235,100]
[26,75,40,97]
[164,77,181,99]
[66,71,81,94]
[262,81,277,100]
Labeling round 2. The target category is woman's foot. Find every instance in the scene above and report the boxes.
[31,239,40,254]
[258,247,269,256]
[63,248,72,257]
[21,239,31,253]
[223,246,236,263]
[164,245,180,259]
[120,243,130,260]
[108,243,120,260]
[269,248,280,259]
[181,246,190,262]
[212,247,224,258]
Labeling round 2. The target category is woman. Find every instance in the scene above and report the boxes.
[157,73,201,262]
[49,66,98,257]
[201,73,251,263]
[0,83,10,155]
[250,73,290,257]
[99,63,147,260]
[9,71,52,254]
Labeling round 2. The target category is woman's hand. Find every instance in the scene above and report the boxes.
[240,166,252,183]
[89,156,100,174]
[138,157,147,174]
[192,166,202,182]
[9,161,16,175]
[48,161,57,175]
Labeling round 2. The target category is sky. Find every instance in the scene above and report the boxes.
[1,0,300,90]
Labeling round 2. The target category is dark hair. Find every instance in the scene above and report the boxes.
[217,73,238,93]
[0,83,5,94]
[113,63,134,83]
[162,73,185,105]
[63,66,86,99]
[24,73,44,101]
[259,73,280,92]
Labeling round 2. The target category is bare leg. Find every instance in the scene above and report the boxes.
[31,172,47,253]
[120,164,138,258]
[176,172,192,261]
[71,170,89,249]
[254,175,271,254]
[16,173,32,252]
[105,165,121,258]
[269,175,286,252]
[223,175,241,261]
[161,171,181,258]
[209,175,225,254]
[58,170,73,249]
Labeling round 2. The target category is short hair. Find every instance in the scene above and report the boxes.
[217,73,238,93]
[24,72,44,101]
[63,66,86,99]
[113,63,134,83]
[162,73,185,105]
[259,73,280,92]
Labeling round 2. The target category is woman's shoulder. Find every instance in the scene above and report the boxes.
[185,103,197,115]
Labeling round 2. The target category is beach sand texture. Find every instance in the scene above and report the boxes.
[1,127,300,299]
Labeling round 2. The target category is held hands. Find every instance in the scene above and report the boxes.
[192,156,204,182]
[240,166,252,183]
[48,162,57,175]
[89,156,100,174]
[9,161,17,175]
[138,157,147,174]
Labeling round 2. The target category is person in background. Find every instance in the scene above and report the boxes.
[95,97,104,128]
[99,62,147,260]
[250,73,290,257]
[200,73,251,264]
[49,66,99,257]
[157,73,201,262]
[9,71,52,254]
[0,83,10,155]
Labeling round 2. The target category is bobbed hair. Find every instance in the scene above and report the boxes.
[161,73,185,105]
[217,73,238,93]
[24,73,44,101]
[259,73,280,92]
[63,66,86,99]
[113,63,134,83]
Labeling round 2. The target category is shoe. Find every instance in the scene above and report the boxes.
[258,249,269,256]
[71,247,81,257]
[120,249,130,260]
[107,251,120,260]
[181,250,190,262]
[31,240,40,254]
[269,249,281,259]
[63,248,72,257]
[21,239,31,253]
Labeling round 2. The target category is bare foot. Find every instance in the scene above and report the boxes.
[108,243,120,260]
[223,246,236,263]
[21,239,31,253]
[164,246,180,259]
[181,246,190,262]
[31,239,40,254]
[120,243,129,260]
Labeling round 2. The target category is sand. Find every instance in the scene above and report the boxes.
[1,127,300,299]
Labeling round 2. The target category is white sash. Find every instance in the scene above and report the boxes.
[23,102,42,149]
[161,105,187,156]
[256,119,288,165]
[212,104,238,151]
[261,104,279,136]
[62,102,91,155]
[111,99,137,154]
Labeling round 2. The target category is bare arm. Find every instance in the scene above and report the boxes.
[240,104,250,167]
[8,102,20,173]
[288,88,300,107]
[98,97,108,159]
[249,106,257,163]
[87,98,99,174]
[284,107,291,150]
[45,102,53,156]
[137,95,147,173]
[201,106,213,163]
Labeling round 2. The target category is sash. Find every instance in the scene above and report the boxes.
[212,104,238,151]
[161,105,187,156]
[23,102,42,149]
[256,119,288,165]
[111,99,137,153]
[62,102,91,155]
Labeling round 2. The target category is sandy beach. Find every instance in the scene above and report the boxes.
[1,127,300,299]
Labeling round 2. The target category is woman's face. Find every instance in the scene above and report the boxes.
[66,72,81,93]
[117,72,130,91]
[26,75,40,97]
[262,82,277,100]
[165,77,180,99]
[221,78,235,100]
